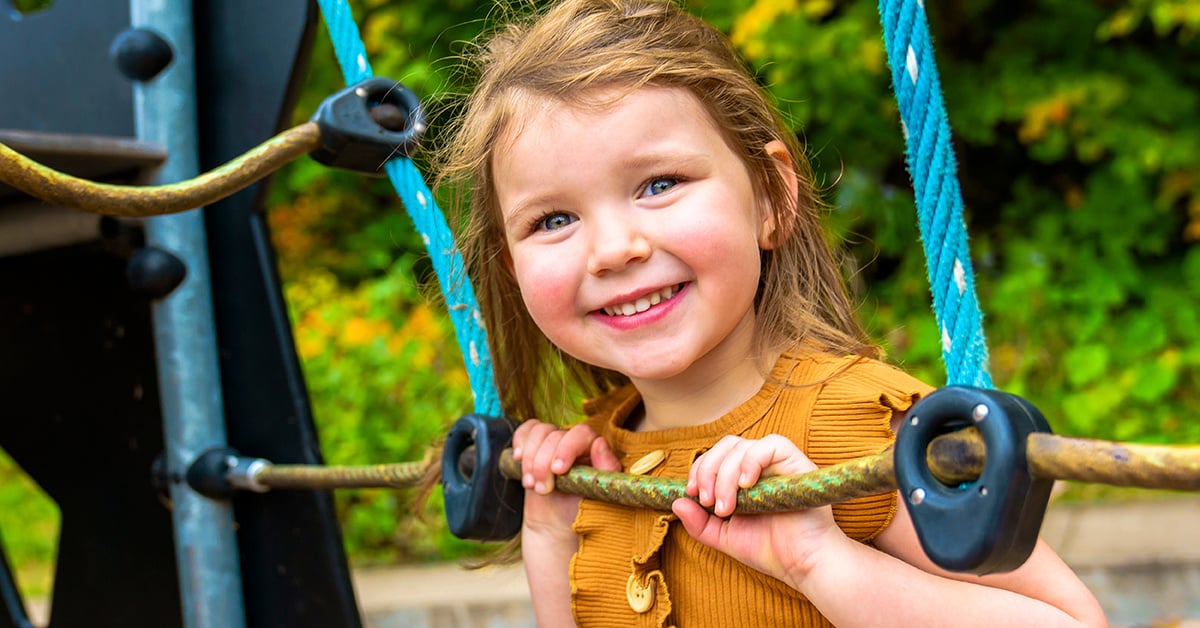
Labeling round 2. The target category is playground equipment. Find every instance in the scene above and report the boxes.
[1,1,361,626]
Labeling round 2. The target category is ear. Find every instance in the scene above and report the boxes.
[758,139,799,250]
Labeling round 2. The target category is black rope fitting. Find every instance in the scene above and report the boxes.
[310,77,426,175]
[441,414,524,541]
[896,387,1054,574]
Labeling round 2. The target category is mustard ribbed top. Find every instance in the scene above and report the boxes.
[568,352,933,627]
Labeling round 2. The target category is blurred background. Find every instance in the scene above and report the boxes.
[2,0,1198,623]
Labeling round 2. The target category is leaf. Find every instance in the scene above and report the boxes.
[1063,344,1110,387]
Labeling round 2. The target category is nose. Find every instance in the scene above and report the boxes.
[586,209,651,276]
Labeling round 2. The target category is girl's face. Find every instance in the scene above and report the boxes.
[493,86,778,390]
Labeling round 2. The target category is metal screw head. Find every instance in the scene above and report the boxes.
[909,415,919,426]
[979,486,989,497]
[909,487,926,505]
[971,404,989,422]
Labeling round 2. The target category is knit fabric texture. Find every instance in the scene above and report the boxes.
[568,351,934,627]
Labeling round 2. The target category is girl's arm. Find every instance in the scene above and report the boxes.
[794,499,1108,627]
[520,495,580,626]
[513,420,620,626]
[673,433,1108,627]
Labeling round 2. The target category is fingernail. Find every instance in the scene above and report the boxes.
[551,459,565,473]
[522,474,533,488]
[699,489,709,503]
[715,499,726,513]
[535,481,547,495]
[512,447,522,459]
[739,472,749,487]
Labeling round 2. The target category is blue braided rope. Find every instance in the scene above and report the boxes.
[316,0,502,415]
[878,0,993,388]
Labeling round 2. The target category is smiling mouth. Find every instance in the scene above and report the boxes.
[601,284,682,317]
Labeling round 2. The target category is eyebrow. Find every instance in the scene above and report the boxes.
[617,151,711,173]
[501,150,714,229]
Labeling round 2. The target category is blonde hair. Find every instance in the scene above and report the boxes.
[436,0,877,422]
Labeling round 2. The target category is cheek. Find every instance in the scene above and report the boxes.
[675,217,762,274]
[512,254,578,327]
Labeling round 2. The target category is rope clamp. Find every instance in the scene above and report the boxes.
[895,386,1054,574]
[310,76,426,175]
[442,414,525,541]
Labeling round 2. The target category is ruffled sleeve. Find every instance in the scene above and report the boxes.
[809,358,935,542]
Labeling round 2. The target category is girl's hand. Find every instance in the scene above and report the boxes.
[672,434,845,588]
[512,420,621,536]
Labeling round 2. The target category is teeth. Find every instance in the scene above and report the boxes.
[603,285,679,317]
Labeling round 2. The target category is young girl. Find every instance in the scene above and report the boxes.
[437,0,1108,625]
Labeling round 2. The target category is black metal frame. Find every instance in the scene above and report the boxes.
[0,1,361,626]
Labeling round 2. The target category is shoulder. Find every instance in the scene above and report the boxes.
[792,354,935,542]
[799,353,935,461]
[814,354,935,413]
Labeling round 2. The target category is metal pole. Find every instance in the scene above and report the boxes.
[129,1,247,626]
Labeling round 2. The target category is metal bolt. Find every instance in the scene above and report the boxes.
[979,486,989,497]
[972,404,989,423]
[909,487,926,505]
[909,415,919,426]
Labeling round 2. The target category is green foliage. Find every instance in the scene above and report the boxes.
[9,0,54,16]
[0,451,59,598]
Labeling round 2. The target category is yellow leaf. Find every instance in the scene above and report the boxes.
[343,317,379,347]
[731,0,798,49]
[296,334,327,360]
[1018,93,1077,144]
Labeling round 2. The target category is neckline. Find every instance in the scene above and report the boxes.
[600,351,815,450]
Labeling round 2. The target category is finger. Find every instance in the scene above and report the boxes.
[511,419,541,460]
[554,424,601,474]
[530,429,566,494]
[517,422,558,489]
[512,419,556,460]
[691,435,745,508]
[713,440,753,517]
[589,437,621,472]
[737,436,794,489]
[753,434,817,477]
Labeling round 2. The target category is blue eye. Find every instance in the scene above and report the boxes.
[642,176,679,197]
[536,212,576,232]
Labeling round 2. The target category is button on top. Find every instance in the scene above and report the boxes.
[628,450,666,475]
[626,573,656,613]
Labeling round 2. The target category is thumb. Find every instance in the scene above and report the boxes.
[589,438,622,472]
[672,498,729,552]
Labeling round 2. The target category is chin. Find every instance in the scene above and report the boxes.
[617,357,692,382]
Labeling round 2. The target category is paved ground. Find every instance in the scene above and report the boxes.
[354,495,1200,628]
